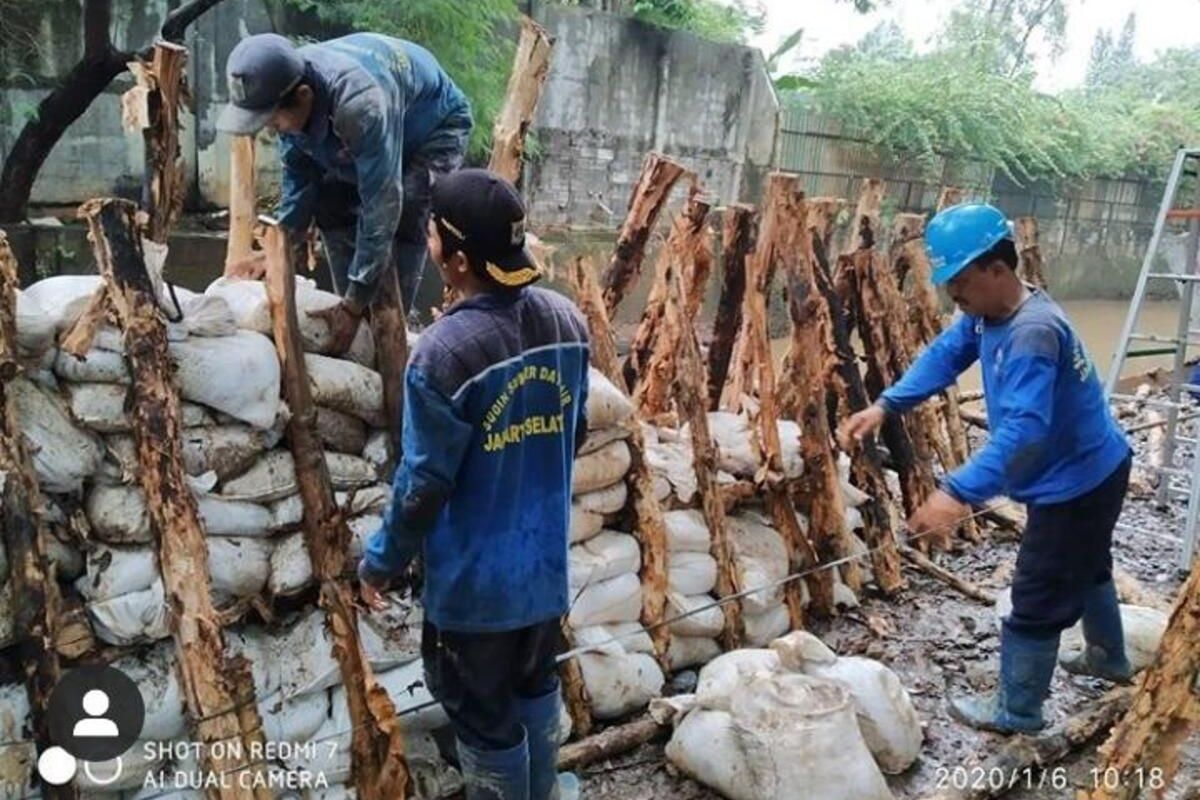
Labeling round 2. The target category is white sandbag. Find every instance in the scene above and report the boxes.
[305,353,386,427]
[572,439,631,495]
[840,477,871,508]
[667,635,722,671]
[695,649,781,712]
[76,544,157,601]
[269,484,390,532]
[705,412,803,479]
[178,291,237,337]
[771,631,922,774]
[743,604,791,647]
[220,449,376,503]
[11,376,102,493]
[169,331,281,429]
[22,275,102,331]
[88,579,170,645]
[579,651,664,720]
[15,289,54,359]
[568,572,642,628]
[645,434,697,505]
[259,688,329,744]
[652,472,672,503]
[276,611,341,698]
[375,659,451,731]
[569,531,641,589]
[832,567,860,609]
[106,426,267,484]
[668,551,718,596]
[363,429,392,477]
[569,505,605,544]
[0,683,35,796]
[67,381,215,432]
[586,368,634,429]
[664,509,711,553]
[573,481,628,515]
[208,537,272,601]
[574,622,656,656]
[1059,603,1169,672]
[268,532,312,596]
[579,426,631,456]
[86,484,273,543]
[357,595,423,670]
[727,512,788,614]
[198,495,274,537]
[668,672,893,800]
[112,643,185,741]
[667,592,725,638]
[316,406,368,454]
[53,347,130,384]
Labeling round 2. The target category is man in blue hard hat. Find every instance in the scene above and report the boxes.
[218,32,472,350]
[838,203,1134,734]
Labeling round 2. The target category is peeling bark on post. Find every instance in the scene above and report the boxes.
[601,153,687,316]
[0,232,77,800]
[488,16,555,183]
[372,267,409,455]
[632,189,711,415]
[1015,216,1048,290]
[1086,559,1200,800]
[559,624,593,738]
[139,42,188,244]
[226,136,257,266]
[570,256,622,387]
[707,205,755,410]
[264,224,409,800]
[743,174,827,622]
[81,198,268,799]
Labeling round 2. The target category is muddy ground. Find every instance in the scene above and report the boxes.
[578,407,1200,800]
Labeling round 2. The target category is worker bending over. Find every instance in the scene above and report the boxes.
[839,203,1134,734]
[218,32,472,349]
[358,169,588,800]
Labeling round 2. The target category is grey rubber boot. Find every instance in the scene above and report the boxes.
[949,625,1059,734]
[1060,580,1134,683]
[517,689,579,800]
[457,733,531,800]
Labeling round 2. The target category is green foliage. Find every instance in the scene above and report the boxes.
[283,0,519,158]
[628,0,765,44]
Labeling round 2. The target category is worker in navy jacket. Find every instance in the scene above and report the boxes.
[358,169,588,800]
[839,203,1134,734]
[218,32,472,347]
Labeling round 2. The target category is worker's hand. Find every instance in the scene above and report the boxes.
[224,252,267,281]
[308,300,363,356]
[837,404,887,451]
[359,575,389,611]
[907,489,969,551]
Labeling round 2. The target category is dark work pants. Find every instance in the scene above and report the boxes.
[422,618,562,751]
[1007,453,1132,639]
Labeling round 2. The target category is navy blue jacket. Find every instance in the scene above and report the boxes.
[361,288,590,632]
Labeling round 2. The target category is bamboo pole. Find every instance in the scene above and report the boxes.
[0,232,77,800]
[81,198,268,798]
[488,16,555,183]
[263,223,409,799]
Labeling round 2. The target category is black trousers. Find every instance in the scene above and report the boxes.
[422,618,562,750]
[1008,453,1132,639]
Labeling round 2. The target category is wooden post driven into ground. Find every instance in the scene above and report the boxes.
[0,233,77,800]
[1086,558,1200,800]
[571,257,622,387]
[226,136,257,266]
[707,205,755,410]
[601,153,687,316]
[741,174,828,621]
[263,223,410,800]
[80,198,269,799]
[1015,216,1048,290]
[488,16,555,183]
[809,198,905,594]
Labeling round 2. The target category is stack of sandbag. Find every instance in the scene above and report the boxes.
[662,510,722,670]
[567,368,665,719]
[662,630,922,800]
[725,508,793,646]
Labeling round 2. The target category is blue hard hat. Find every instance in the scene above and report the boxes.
[925,203,1014,285]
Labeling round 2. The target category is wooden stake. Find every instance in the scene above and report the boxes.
[570,256,622,387]
[488,16,555,183]
[1085,558,1200,800]
[899,546,995,604]
[0,232,77,800]
[601,153,687,316]
[707,205,755,410]
[557,716,666,772]
[559,623,594,738]
[263,223,409,800]
[226,136,257,266]
[743,173,827,622]
[141,42,188,244]
[80,198,269,798]
[372,267,409,454]
[1015,216,1048,290]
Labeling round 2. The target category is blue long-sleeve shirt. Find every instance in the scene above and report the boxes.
[276,34,471,307]
[879,290,1130,506]
[360,288,590,633]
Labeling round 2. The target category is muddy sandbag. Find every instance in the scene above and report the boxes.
[586,368,634,429]
[579,426,631,456]
[53,348,130,384]
[772,631,921,774]
[314,406,368,454]
[103,425,271,483]
[668,551,718,596]
[259,688,329,746]
[668,672,893,800]
[579,650,664,720]
[0,683,35,793]
[15,289,55,359]
[269,484,389,532]
[569,531,641,589]
[169,331,281,429]
[743,604,790,647]
[573,439,632,495]
[304,353,386,427]
[11,376,102,493]
[268,532,314,595]
[695,649,782,711]
[664,509,711,553]
[220,449,377,503]
[88,579,170,645]
[22,275,103,331]
[111,643,185,741]
[573,481,628,515]
[570,505,605,544]
[363,429,392,477]
[667,635,722,671]
[79,537,271,606]
[76,544,158,601]
[667,592,726,638]
[67,382,215,433]
[357,592,424,670]
[728,511,788,614]
[568,572,642,628]
[86,484,273,543]
[208,537,273,602]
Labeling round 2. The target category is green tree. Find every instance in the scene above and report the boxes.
[1086,12,1137,90]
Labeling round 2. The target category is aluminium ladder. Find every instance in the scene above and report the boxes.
[1107,147,1200,572]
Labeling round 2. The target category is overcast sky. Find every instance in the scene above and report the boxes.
[751,0,1200,92]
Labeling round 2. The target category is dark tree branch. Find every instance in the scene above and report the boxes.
[82,0,113,58]
[161,0,227,43]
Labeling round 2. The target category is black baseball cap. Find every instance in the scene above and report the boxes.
[217,33,305,135]
[431,169,542,288]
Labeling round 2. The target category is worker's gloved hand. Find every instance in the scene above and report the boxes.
[309,299,364,356]
[837,403,887,452]
[907,489,969,551]
[224,251,268,281]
